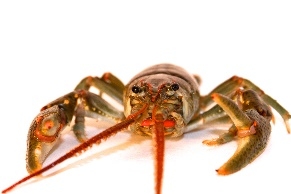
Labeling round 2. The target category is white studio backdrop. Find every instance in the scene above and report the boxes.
[0,1,290,194]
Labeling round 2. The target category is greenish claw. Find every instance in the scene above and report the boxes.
[210,90,272,175]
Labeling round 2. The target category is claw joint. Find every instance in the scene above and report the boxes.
[237,121,257,138]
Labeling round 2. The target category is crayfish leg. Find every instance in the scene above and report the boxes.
[202,125,237,146]
[71,73,125,142]
[74,73,124,104]
[72,91,124,142]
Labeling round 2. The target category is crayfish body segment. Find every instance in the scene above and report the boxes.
[2,64,290,194]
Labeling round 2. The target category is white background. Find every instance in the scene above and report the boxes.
[1,1,291,194]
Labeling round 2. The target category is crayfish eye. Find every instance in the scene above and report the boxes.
[171,83,179,91]
[132,85,142,93]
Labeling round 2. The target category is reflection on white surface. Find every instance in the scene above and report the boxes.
[1,1,291,194]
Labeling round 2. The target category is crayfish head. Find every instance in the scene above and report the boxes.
[26,105,68,173]
[124,76,193,137]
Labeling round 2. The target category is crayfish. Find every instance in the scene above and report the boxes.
[2,64,290,194]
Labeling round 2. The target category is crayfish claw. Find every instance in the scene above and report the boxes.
[211,91,272,175]
[26,105,68,173]
[217,109,271,175]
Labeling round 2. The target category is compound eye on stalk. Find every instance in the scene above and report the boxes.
[132,85,142,93]
[171,83,179,91]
